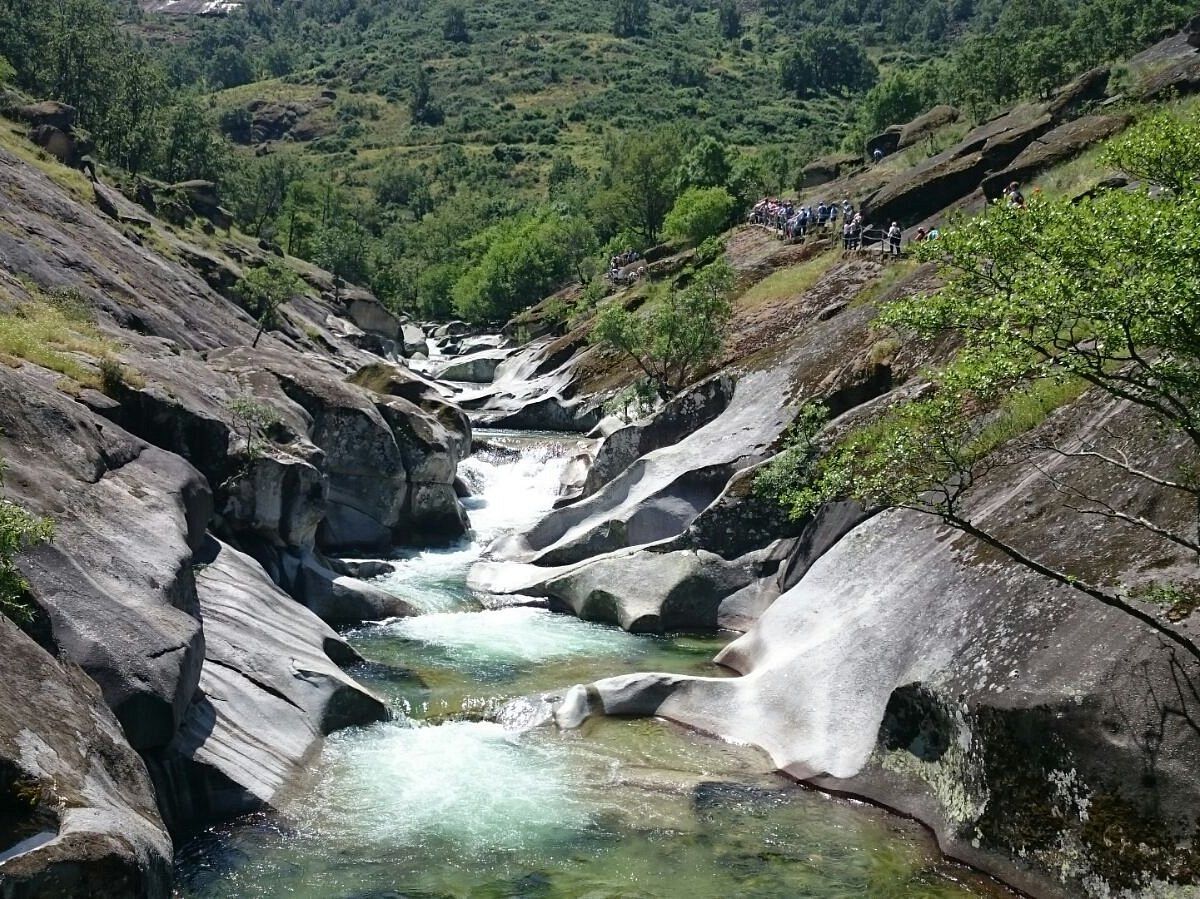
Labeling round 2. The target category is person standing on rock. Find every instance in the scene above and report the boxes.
[888,222,902,257]
[873,147,884,164]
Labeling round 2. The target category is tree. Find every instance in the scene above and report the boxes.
[675,136,731,192]
[758,111,1200,663]
[160,95,229,184]
[93,48,171,176]
[451,210,587,322]
[856,70,933,137]
[613,0,650,37]
[591,127,684,244]
[232,154,305,237]
[410,67,444,126]
[442,5,469,42]
[236,261,304,348]
[208,45,256,90]
[664,186,735,244]
[780,27,877,96]
[591,259,735,400]
[0,457,53,626]
[718,0,742,39]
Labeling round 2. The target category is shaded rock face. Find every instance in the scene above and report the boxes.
[454,337,604,433]
[583,374,736,497]
[435,348,513,384]
[544,547,769,633]
[0,128,443,883]
[981,114,1132,200]
[0,617,172,899]
[864,108,1054,226]
[799,153,862,188]
[148,539,387,837]
[222,99,333,145]
[546,396,1200,897]
[0,366,210,753]
[897,105,960,149]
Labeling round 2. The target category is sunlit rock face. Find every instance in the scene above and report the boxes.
[140,0,243,14]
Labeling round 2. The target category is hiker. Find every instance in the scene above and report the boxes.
[873,147,884,164]
[888,222,902,257]
[842,220,853,252]
[1003,182,1025,207]
[816,202,828,227]
[914,227,928,243]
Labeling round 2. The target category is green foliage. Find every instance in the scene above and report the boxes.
[410,67,444,126]
[612,0,650,37]
[231,154,307,238]
[237,261,304,347]
[590,259,735,399]
[663,186,736,245]
[0,54,13,85]
[848,70,937,150]
[452,210,596,322]
[591,127,684,244]
[225,395,282,461]
[442,5,469,42]
[675,136,732,193]
[780,27,877,97]
[3,0,1192,330]
[717,0,742,40]
[1103,109,1200,195]
[0,460,53,627]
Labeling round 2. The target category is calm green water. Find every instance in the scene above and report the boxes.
[174,435,1006,899]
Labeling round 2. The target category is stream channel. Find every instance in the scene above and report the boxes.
[176,433,1008,898]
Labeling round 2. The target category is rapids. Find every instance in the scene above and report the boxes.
[175,433,1007,898]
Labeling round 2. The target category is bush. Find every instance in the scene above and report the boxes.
[0,458,53,626]
[664,187,736,245]
[590,259,735,399]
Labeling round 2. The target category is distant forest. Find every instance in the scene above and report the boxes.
[0,0,1191,320]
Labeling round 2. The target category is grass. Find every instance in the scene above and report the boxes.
[735,252,839,311]
[1031,145,1113,199]
[968,375,1090,459]
[0,288,118,389]
[0,127,93,202]
[851,257,920,307]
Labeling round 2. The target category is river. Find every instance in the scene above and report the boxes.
[175,433,1007,898]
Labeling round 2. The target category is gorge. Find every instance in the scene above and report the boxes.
[2,14,1200,898]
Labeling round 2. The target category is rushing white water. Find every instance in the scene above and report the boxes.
[176,431,1005,899]
[368,436,573,613]
[383,606,639,665]
[302,720,588,852]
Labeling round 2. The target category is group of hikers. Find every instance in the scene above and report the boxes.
[748,197,907,258]
[606,249,645,284]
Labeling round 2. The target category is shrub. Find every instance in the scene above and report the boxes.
[0,458,53,626]
[664,187,736,245]
[590,259,735,399]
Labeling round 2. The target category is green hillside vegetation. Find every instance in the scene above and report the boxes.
[0,0,1194,322]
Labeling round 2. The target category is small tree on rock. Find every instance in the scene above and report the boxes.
[664,186,735,245]
[237,261,304,348]
[591,259,735,400]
